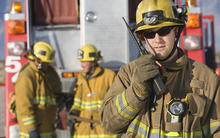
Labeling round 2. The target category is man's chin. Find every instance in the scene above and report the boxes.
[83,70,88,73]
[155,53,165,60]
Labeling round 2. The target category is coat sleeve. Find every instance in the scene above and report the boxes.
[107,70,116,87]
[199,72,220,137]
[210,77,220,137]
[71,78,82,111]
[100,65,148,134]
[53,71,62,94]
[48,65,62,94]
[15,73,36,131]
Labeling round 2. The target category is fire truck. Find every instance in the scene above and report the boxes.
[178,0,217,72]
[3,0,140,137]
[2,0,218,138]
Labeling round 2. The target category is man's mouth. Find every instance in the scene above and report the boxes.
[154,45,165,51]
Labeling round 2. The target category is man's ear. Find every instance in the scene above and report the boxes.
[137,33,145,41]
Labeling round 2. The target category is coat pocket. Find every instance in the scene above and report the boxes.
[188,79,206,117]
[182,92,207,133]
[190,79,205,95]
[187,93,206,117]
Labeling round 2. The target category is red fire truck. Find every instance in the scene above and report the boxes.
[2,0,218,138]
[179,0,217,72]
[3,0,140,137]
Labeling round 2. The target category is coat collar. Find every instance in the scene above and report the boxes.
[79,66,104,80]
[29,61,39,72]
[29,61,49,76]
[159,48,187,71]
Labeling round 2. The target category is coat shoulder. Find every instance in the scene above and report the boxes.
[18,62,35,78]
[103,68,116,76]
[118,60,136,76]
[190,59,218,79]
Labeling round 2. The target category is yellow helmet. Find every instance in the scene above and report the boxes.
[29,41,55,63]
[77,44,103,62]
[134,0,187,32]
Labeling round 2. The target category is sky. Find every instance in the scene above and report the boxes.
[0,0,10,60]
[0,0,220,60]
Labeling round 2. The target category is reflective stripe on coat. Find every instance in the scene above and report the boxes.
[101,48,220,138]
[15,61,61,137]
[71,66,119,138]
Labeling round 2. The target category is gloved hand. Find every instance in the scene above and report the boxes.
[28,129,40,138]
[132,54,159,99]
[69,109,80,116]
[68,109,80,128]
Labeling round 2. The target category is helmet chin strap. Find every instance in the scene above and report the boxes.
[85,61,97,80]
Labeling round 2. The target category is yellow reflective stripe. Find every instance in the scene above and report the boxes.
[115,91,138,119]
[41,132,53,135]
[20,132,28,137]
[152,129,182,136]
[34,96,56,105]
[182,130,203,137]
[210,120,220,128]
[166,132,180,136]
[73,134,118,138]
[40,132,54,138]
[22,116,35,125]
[73,98,102,109]
[128,118,205,138]
[121,91,139,114]
[105,97,112,103]
[20,132,53,138]
[202,119,220,136]
[127,118,149,137]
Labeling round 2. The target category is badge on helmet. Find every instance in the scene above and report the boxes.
[133,0,187,33]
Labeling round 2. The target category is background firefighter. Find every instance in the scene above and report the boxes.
[69,44,119,138]
[15,42,62,138]
[100,0,220,137]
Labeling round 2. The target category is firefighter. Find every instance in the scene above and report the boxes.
[15,41,61,138]
[101,0,220,137]
[70,44,119,138]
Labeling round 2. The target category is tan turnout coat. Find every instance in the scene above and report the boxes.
[101,48,220,138]
[15,62,61,138]
[71,66,119,138]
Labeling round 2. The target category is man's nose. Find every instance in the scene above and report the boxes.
[154,33,162,42]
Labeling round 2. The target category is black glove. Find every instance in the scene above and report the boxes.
[65,96,74,111]
[28,129,40,138]
[69,109,80,116]
[68,109,80,129]
[132,54,159,99]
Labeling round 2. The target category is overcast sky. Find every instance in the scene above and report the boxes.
[0,0,220,60]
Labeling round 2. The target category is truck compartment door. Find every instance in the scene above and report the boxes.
[80,0,131,70]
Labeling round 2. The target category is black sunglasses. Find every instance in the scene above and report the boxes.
[142,26,174,39]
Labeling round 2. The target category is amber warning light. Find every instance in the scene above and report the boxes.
[62,72,79,78]
[10,1,22,13]
[7,1,25,34]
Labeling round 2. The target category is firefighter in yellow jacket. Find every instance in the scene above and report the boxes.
[101,0,220,137]
[15,42,61,138]
[70,44,118,138]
